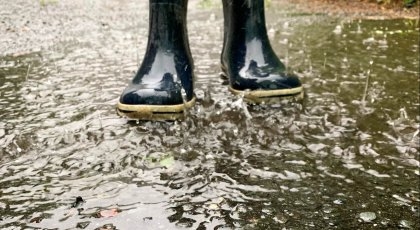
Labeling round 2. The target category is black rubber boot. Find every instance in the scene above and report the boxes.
[117,0,195,120]
[221,0,303,103]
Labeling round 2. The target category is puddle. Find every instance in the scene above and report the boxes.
[0,0,419,229]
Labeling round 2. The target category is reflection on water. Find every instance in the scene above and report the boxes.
[0,0,419,229]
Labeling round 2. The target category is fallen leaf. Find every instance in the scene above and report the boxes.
[159,156,175,168]
[98,208,119,218]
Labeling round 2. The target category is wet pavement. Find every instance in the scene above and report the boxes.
[0,0,419,229]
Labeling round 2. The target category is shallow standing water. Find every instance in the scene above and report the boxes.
[0,0,419,229]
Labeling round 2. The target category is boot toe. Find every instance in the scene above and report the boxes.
[119,84,183,106]
[117,84,193,120]
[232,71,302,91]
[229,71,303,102]
[259,73,301,90]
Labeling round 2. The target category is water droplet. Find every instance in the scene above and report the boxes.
[274,213,288,224]
[333,25,342,34]
[357,24,362,34]
[359,212,376,222]
[323,207,333,214]
[399,220,413,229]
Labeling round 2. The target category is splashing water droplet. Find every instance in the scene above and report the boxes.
[359,212,376,222]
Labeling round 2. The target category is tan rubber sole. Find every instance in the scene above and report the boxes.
[117,97,196,120]
[221,64,304,103]
[229,86,304,104]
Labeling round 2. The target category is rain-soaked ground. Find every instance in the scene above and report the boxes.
[0,0,419,229]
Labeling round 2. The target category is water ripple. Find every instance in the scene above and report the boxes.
[0,0,419,229]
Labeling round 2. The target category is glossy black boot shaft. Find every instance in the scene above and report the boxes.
[222,0,303,101]
[118,0,195,120]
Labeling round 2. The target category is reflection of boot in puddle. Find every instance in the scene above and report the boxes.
[221,0,303,103]
[117,0,195,120]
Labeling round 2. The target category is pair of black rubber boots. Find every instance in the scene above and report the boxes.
[117,0,303,120]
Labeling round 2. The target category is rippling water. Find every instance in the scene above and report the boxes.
[0,0,419,229]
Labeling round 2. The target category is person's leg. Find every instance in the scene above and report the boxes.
[117,0,195,120]
[221,0,303,103]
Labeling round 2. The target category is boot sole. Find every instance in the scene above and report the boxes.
[229,86,304,104]
[221,65,304,103]
[117,97,196,120]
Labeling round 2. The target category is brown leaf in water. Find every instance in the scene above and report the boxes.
[98,208,119,218]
